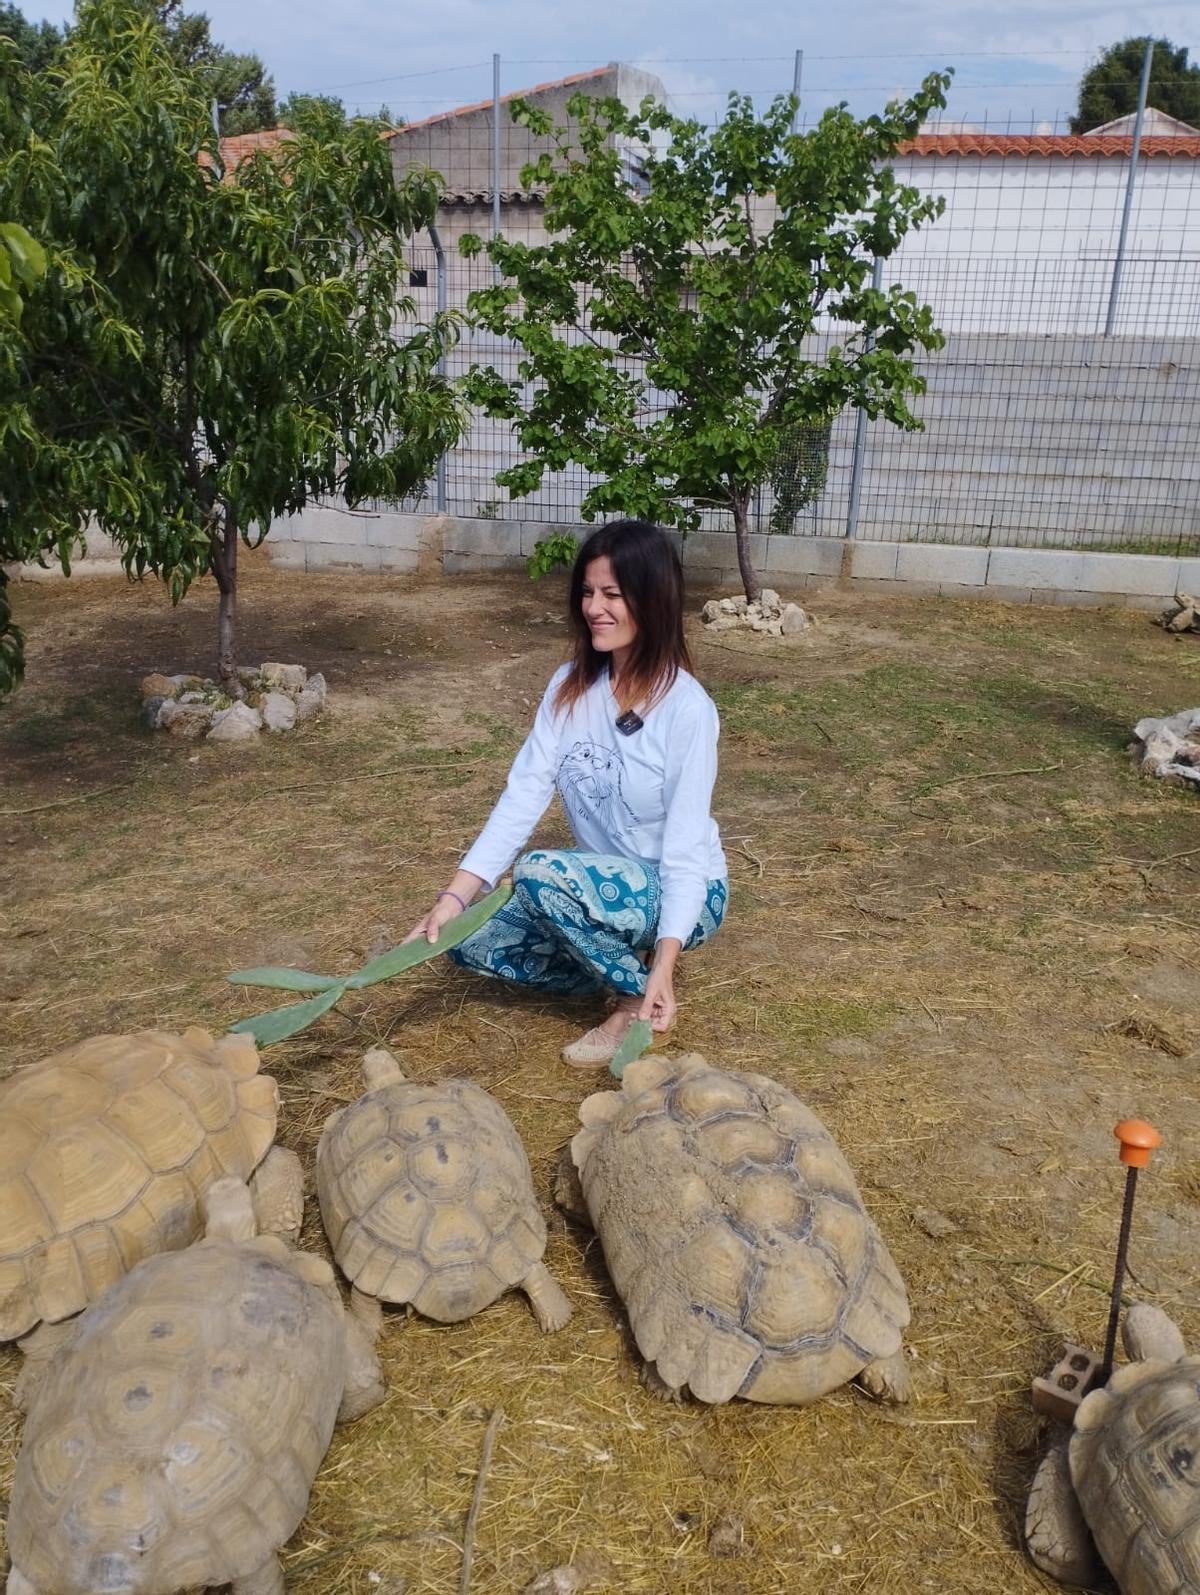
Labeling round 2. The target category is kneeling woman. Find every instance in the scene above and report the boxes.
[405,519,727,1068]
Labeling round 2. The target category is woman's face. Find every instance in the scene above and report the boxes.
[580,555,637,658]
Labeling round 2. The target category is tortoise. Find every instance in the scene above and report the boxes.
[562,1052,911,1404]
[1025,1302,1200,1593]
[5,1175,383,1595]
[316,1048,572,1338]
[0,1026,302,1394]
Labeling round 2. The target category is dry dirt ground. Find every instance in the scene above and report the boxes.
[2,551,1200,1594]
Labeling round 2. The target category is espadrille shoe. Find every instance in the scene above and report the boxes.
[560,1024,624,1069]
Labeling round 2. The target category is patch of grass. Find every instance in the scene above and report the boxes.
[757,994,894,1045]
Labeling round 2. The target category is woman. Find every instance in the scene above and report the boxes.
[405,519,727,1067]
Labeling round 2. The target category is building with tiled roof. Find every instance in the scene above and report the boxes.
[198,127,295,178]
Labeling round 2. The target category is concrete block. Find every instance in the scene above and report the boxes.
[848,542,899,580]
[1174,559,1200,594]
[444,552,525,575]
[1050,589,1126,610]
[377,548,419,573]
[895,544,990,586]
[983,585,1035,605]
[266,545,306,571]
[1124,593,1167,612]
[305,543,380,572]
[763,537,843,578]
[444,518,522,557]
[681,531,767,575]
[987,549,1083,591]
[849,576,929,598]
[364,514,423,550]
[1076,553,1179,597]
[289,506,376,547]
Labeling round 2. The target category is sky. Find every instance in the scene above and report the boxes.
[23,0,1200,131]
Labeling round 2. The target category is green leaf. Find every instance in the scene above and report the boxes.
[345,883,513,987]
[0,223,47,287]
[228,982,348,1046]
[610,1020,653,1079]
[226,965,344,991]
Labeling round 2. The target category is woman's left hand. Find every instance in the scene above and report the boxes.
[639,941,681,1033]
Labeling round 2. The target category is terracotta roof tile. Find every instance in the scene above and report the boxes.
[198,127,295,175]
[899,132,1200,159]
[386,66,612,138]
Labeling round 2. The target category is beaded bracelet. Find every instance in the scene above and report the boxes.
[436,888,469,913]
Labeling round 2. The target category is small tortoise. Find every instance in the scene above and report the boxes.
[1026,1303,1200,1593]
[6,1175,383,1595]
[564,1053,911,1404]
[0,1027,301,1391]
[316,1048,572,1337]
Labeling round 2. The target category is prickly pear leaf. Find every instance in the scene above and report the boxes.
[610,1019,653,1079]
[345,883,513,988]
[228,982,348,1046]
[226,966,343,991]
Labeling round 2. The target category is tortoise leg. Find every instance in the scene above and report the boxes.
[350,1286,385,1343]
[520,1261,573,1332]
[7,1565,38,1594]
[250,1146,306,1243]
[1024,1434,1102,1587]
[338,1312,387,1423]
[13,1318,77,1414]
[640,1362,685,1403]
[231,1554,285,1595]
[854,1350,912,1405]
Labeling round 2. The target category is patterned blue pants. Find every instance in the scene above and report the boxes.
[449,850,727,996]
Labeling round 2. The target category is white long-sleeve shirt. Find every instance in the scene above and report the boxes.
[460,665,727,944]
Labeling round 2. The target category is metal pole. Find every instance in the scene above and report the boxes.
[210,98,223,181]
[846,255,884,539]
[492,52,502,286]
[791,50,803,133]
[1099,1164,1139,1383]
[1103,37,1153,337]
[429,224,448,514]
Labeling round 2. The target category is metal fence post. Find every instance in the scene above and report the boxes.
[845,255,883,539]
[1103,37,1153,337]
[429,224,448,514]
[492,53,502,286]
[791,50,803,132]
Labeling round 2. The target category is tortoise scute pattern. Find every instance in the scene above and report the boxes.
[0,1029,277,1340]
[1072,1356,1200,1595]
[9,1239,344,1594]
[573,1056,910,1404]
[318,1078,546,1321]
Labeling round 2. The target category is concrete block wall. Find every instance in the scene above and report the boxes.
[266,509,1191,611]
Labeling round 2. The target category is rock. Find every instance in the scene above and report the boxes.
[749,616,769,632]
[168,673,205,690]
[295,672,327,724]
[708,1512,746,1559]
[178,690,210,705]
[141,695,167,730]
[158,699,214,740]
[261,662,307,692]
[717,597,739,615]
[781,603,810,636]
[701,599,723,623]
[523,1550,615,1593]
[759,588,781,611]
[207,701,262,742]
[140,672,178,701]
[260,690,297,733]
[236,665,262,686]
[912,1205,958,1239]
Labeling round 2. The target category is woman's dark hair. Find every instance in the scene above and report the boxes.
[554,519,692,715]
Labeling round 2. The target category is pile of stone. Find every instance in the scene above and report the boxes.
[1156,593,1200,634]
[141,663,327,742]
[700,589,811,638]
[1131,708,1200,787]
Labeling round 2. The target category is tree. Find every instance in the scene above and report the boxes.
[0,218,46,697]
[460,80,950,603]
[0,3,63,72]
[0,0,462,694]
[1071,37,1200,133]
[1,0,277,132]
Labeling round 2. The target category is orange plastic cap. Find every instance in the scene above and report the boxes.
[1114,1119,1163,1168]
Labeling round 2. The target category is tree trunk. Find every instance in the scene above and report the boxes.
[211,506,240,693]
[731,494,761,604]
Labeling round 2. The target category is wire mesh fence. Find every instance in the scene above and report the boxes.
[384,75,1200,554]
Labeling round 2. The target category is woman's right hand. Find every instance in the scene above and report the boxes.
[402,895,463,946]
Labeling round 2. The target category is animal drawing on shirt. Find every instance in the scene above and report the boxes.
[557,740,637,834]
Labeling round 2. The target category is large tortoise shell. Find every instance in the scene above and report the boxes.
[1072,1355,1200,1594]
[572,1054,910,1404]
[8,1237,344,1594]
[0,1028,277,1339]
[317,1076,545,1322]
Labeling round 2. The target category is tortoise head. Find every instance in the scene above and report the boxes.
[362,1047,406,1091]
[203,1176,258,1241]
